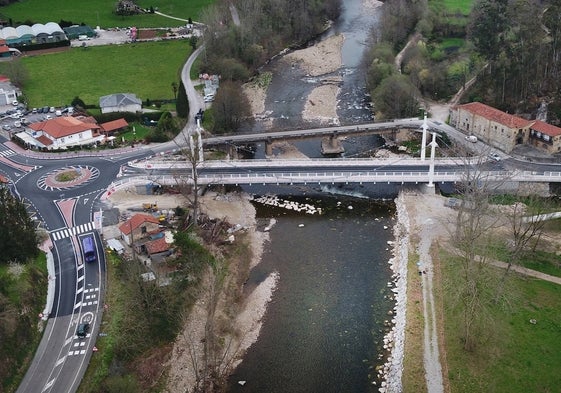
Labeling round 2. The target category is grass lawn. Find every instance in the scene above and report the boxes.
[439,0,473,15]
[0,0,216,28]
[4,40,192,108]
[441,252,561,392]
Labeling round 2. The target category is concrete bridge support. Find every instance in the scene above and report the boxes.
[265,138,273,156]
[321,133,345,155]
[228,144,238,159]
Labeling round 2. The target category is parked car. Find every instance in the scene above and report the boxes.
[465,135,478,143]
[11,100,18,106]
[76,323,90,338]
[489,153,501,161]
[2,124,11,131]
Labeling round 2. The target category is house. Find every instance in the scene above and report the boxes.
[528,120,561,154]
[100,118,129,136]
[0,78,18,105]
[450,102,534,152]
[22,116,103,150]
[144,237,171,260]
[119,213,160,245]
[99,93,142,114]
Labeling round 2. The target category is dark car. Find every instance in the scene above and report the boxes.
[76,322,90,338]
[42,106,49,114]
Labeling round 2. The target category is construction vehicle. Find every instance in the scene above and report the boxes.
[142,203,158,212]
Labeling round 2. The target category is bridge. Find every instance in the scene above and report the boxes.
[104,157,561,198]
[199,119,425,156]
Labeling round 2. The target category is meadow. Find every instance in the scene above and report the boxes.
[0,0,214,28]
[440,0,473,15]
[441,253,561,393]
[2,40,193,108]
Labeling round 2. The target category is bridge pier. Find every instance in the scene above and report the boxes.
[321,133,345,155]
[228,144,238,159]
[265,138,273,156]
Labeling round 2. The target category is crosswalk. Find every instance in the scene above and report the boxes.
[0,148,14,158]
[50,222,95,241]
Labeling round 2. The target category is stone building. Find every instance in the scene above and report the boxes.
[528,120,561,154]
[450,102,533,152]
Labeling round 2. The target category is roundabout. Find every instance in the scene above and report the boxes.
[37,165,100,191]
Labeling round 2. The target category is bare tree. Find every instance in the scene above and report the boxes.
[173,130,205,229]
[450,154,506,351]
[493,195,549,300]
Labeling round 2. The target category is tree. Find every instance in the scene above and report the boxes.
[171,81,178,100]
[172,131,205,228]
[0,187,38,264]
[211,81,252,134]
[175,80,189,118]
[71,96,86,110]
[468,0,509,63]
[449,156,507,351]
[493,195,549,300]
[4,58,29,89]
[156,111,179,136]
[372,74,419,119]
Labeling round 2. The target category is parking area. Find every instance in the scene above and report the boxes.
[0,104,73,138]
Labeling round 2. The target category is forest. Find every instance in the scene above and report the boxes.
[366,0,561,121]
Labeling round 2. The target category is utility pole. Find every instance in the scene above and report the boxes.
[420,112,428,161]
[428,132,438,187]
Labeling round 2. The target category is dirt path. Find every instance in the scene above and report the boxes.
[400,191,448,393]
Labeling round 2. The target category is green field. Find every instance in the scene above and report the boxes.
[442,256,561,392]
[440,0,473,14]
[4,40,192,108]
[0,0,214,28]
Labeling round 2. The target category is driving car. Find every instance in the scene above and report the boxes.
[76,323,90,338]
[489,153,501,161]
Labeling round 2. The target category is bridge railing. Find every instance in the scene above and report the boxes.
[103,170,561,197]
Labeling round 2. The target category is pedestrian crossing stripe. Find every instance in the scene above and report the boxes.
[0,149,14,157]
[50,222,95,241]
[68,350,87,356]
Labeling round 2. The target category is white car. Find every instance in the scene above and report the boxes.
[465,135,478,143]
[489,153,501,161]
[204,94,215,103]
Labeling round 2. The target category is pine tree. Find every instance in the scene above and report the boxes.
[0,187,38,264]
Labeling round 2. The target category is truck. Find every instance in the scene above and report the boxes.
[143,203,158,212]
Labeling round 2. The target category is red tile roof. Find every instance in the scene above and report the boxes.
[145,237,170,255]
[100,118,128,133]
[36,135,53,146]
[29,117,99,139]
[531,120,561,137]
[119,213,160,235]
[457,102,533,129]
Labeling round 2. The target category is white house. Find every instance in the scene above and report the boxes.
[22,116,102,150]
[0,80,18,106]
[99,93,142,114]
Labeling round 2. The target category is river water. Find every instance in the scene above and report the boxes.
[244,0,381,159]
[227,1,393,392]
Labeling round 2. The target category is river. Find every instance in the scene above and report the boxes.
[227,1,392,392]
